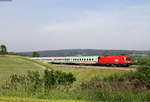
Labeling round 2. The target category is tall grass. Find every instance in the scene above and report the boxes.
[0,96,90,102]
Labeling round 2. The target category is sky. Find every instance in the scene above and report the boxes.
[0,0,150,52]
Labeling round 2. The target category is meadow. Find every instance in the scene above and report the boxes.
[0,55,126,84]
[0,55,149,102]
[0,55,43,82]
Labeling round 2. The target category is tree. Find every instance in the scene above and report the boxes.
[32,52,40,57]
[0,45,7,55]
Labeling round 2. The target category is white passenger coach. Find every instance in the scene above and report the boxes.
[31,56,99,64]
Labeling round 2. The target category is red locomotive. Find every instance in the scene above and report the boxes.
[32,55,132,67]
[98,56,132,66]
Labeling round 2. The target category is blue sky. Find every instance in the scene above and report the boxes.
[0,0,150,52]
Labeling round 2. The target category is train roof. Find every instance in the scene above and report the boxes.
[31,55,131,60]
[31,56,99,59]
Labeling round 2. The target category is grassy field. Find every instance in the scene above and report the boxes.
[0,55,127,83]
[50,65,128,84]
[0,55,43,81]
[0,55,133,102]
[0,96,91,102]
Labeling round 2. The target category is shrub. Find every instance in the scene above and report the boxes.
[9,74,28,90]
[1,69,76,94]
[54,71,76,84]
[136,66,150,89]
[43,69,55,91]
[27,71,42,93]
[136,57,150,66]
[102,64,150,90]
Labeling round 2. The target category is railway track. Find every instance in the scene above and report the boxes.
[54,64,136,71]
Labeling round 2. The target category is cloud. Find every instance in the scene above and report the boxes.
[39,2,150,34]
[36,4,150,51]
[39,16,125,33]
[129,4,150,10]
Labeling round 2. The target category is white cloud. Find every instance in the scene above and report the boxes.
[39,16,125,33]
[36,5,150,51]
[129,4,150,9]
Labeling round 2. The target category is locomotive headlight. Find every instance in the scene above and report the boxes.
[114,59,119,62]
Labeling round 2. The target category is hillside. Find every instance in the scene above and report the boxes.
[0,55,125,84]
[18,49,150,57]
[0,55,43,81]
[0,55,146,102]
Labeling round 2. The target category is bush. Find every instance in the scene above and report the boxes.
[102,64,150,90]
[136,66,150,89]
[1,69,76,95]
[136,57,150,66]
[27,71,42,93]
[43,70,55,90]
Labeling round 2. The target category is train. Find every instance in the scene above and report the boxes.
[31,55,132,67]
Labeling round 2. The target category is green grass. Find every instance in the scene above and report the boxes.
[0,55,43,81]
[49,65,129,85]
[0,55,133,102]
[0,55,128,84]
[0,96,92,102]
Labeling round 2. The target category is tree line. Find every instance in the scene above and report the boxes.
[0,44,40,57]
[0,45,7,55]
